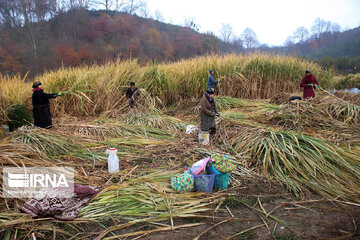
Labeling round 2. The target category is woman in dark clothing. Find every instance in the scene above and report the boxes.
[300,70,320,99]
[32,81,62,129]
[200,89,220,135]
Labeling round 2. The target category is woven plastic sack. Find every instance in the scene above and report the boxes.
[187,167,215,193]
[211,154,236,173]
[206,162,230,190]
[171,170,194,193]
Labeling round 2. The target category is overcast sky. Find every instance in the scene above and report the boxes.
[145,0,360,46]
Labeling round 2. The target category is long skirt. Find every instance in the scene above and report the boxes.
[200,110,216,134]
[33,105,53,128]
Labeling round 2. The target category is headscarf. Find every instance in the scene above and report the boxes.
[32,81,41,88]
[205,90,214,103]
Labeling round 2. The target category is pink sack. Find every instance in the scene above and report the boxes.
[190,158,214,175]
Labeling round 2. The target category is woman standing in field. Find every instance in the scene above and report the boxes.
[32,81,62,129]
[200,89,220,136]
[300,70,320,99]
[208,69,220,91]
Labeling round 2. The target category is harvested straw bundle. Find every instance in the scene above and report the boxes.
[327,102,360,124]
[58,122,173,140]
[334,91,360,106]
[215,96,245,111]
[11,126,79,156]
[80,170,224,237]
[268,99,360,132]
[269,92,292,105]
[122,111,186,131]
[230,126,360,202]
[268,104,336,130]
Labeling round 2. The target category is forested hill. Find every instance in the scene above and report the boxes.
[266,26,360,60]
[0,9,235,76]
[308,26,360,59]
[1,6,359,76]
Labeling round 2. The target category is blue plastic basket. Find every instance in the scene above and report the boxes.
[186,166,215,193]
[206,162,230,190]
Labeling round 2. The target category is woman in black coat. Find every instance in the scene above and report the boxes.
[32,81,62,129]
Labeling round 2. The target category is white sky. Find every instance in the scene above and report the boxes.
[145,0,360,46]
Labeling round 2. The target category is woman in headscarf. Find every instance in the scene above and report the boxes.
[32,81,62,129]
[200,89,220,136]
[300,70,320,99]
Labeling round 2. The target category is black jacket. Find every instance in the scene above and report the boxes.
[32,89,58,128]
[126,87,138,99]
[32,90,58,106]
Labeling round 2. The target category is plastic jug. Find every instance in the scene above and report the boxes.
[106,148,119,173]
[186,125,198,134]
[198,131,209,145]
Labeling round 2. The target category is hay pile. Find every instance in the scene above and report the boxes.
[334,90,360,105]
[227,125,360,201]
[267,98,360,145]
[269,92,292,105]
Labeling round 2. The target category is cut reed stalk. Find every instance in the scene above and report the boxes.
[230,126,360,202]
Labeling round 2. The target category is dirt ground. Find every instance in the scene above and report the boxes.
[74,177,359,240]
[2,96,360,240]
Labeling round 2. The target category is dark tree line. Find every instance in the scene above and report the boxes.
[0,0,245,76]
[1,2,358,76]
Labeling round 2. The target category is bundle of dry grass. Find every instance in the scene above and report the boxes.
[269,97,360,125]
[267,98,360,146]
[334,90,360,105]
[269,92,293,105]
[227,124,360,202]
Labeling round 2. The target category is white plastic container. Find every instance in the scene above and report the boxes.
[186,125,198,134]
[198,131,209,145]
[106,148,119,173]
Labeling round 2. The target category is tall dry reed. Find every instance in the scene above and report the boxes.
[0,53,334,117]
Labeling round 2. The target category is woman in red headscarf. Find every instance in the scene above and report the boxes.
[300,70,320,99]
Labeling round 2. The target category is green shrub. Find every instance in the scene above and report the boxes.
[7,104,32,131]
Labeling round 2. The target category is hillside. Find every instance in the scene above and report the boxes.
[0,9,234,76]
[308,27,360,59]
[1,7,359,77]
[259,26,360,71]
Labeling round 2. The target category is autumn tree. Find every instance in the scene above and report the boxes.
[138,2,150,18]
[184,17,199,31]
[202,31,220,54]
[219,23,233,43]
[0,0,21,27]
[311,17,328,39]
[292,26,309,43]
[147,28,162,63]
[154,9,163,21]
[93,0,113,10]
[241,27,258,49]
[331,23,341,33]
[231,37,244,52]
